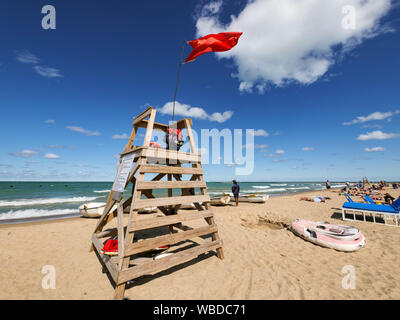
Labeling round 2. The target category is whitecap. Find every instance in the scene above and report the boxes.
[0,196,99,207]
[93,190,110,193]
[0,209,79,220]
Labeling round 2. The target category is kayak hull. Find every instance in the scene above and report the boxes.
[291,219,366,252]
[210,195,231,205]
[230,194,269,203]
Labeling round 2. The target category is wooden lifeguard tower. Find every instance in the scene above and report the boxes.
[90,106,224,299]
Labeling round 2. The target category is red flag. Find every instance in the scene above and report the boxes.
[184,32,243,63]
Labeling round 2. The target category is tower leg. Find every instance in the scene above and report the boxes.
[114,283,126,300]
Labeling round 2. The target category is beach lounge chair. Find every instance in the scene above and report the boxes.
[362,195,375,204]
[342,198,400,227]
[344,193,354,202]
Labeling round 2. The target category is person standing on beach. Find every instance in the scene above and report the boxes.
[325,180,331,189]
[232,180,240,206]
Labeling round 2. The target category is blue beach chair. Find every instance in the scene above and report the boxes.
[344,193,354,202]
[342,197,400,226]
[362,195,376,204]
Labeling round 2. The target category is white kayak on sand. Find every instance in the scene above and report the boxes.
[79,202,110,218]
[230,194,269,203]
[291,219,366,252]
[210,194,231,205]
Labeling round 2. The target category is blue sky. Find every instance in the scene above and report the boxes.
[1,0,400,182]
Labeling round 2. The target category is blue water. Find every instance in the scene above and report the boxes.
[0,181,345,223]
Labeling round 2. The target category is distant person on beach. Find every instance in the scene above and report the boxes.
[232,180,240,206]
[325,180,331,189]
[300,196,330,203]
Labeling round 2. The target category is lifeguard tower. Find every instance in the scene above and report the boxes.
[90,106,224,299]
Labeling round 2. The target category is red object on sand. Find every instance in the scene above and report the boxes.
[184,32,243,63]
[101,239,118,255]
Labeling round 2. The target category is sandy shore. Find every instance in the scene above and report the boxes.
[1,187,399,300]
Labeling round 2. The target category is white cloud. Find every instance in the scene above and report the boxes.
[112,133,129,140]
[9,150,37,158]
[343,110,399,125]
[364,147,385,152]
[66,126,101,136]
[275,149,285,154]
[195,0,393,90]
[255,144,268,149]
[158,101,233,123]
[44,153,60,159]
[252,129,269,137]
[301,147,314,151]
[357,130,400,141]
[45,119,55,124]
[33,65,63,78]
[15,51,39,64]
[201,1,223,15]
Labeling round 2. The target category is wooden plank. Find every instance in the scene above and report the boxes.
[117,203,125,265]
[117,240,222,284]
[143,109,156,147]
[143,148,201,163]
[133,194,210,209]
[138,118,192,132]
[132,106,153,125]
[139,165,203,175]
[92,234,119,283]
[95,228,118,239]
[136,180,206,190]
[184,119,197,154]
[124,225,218,257]
[129,210,214,232]
[120,146,144,157]
[136,120,168,132]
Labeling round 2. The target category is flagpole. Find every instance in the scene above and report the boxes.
[172,39,186,123]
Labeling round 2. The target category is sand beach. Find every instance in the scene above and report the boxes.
[1,186,399,300]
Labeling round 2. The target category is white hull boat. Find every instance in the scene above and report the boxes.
[230,194,269,203]
[210,194,231,205]
[79,202,117,218]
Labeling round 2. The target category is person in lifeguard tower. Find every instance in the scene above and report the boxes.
[165,128,184,151]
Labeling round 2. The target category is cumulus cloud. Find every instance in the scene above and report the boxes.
[357,130,400,140]
[44,153,60,159]
[158,101,233,123]
[66,126,101,136]
[364,147,385,152]
[343,110,400,125]
[195,0,393,91]
[275,149,285,154]
[302,147,314,151]
[112,133,129,140]
[45,119,55,124]
[9,150,37,158]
